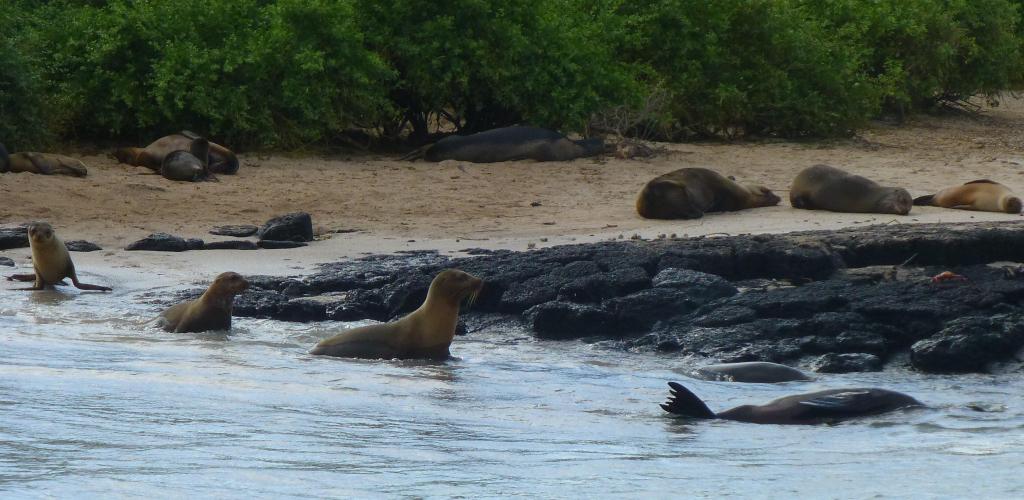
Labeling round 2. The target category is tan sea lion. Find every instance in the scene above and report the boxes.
[158,272,249,333]
[402,126,606,163]
[5,222,111,291]
[0,143,87,177]
[310,269,484,360]
[913,180,1022,214]
[661,382,922,425]
[790,164,912,215]
[114,131,238,174]
[636,167,781,219]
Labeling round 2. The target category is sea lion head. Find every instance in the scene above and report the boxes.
[746,185,781,207]
[878,187,913,215]
[636,180,703,219]
[27,222,56,245]
[1003,196,1023,214]
[209,271,250,296]
[429,269,484,306]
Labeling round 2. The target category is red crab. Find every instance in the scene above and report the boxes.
[931,271,968,284]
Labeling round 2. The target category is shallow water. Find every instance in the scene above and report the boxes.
[2,282,1023,498]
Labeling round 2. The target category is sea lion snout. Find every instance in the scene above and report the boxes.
[1004,196,1022,214]
[27,222,54,242]
[212,271,249,294]
[887,188,913,215]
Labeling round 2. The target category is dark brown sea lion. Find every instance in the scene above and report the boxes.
[913,180,1022,214]
[160,137,216,182]
[790,164,912,215]
[661,382,922,425]
[158,272,249,333]
[310,269,483,360]
[636,167,780,219]
[691,362,811,383]
[5,222,111,291]
[0,143,88,177]
[114,131,238,174]
[403,126,606,163]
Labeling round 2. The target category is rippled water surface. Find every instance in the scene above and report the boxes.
[2,282,1023,498]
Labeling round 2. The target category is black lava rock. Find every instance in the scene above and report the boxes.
[911,315,1024,373]
[0,256,14,267]
[810,353,883,373]
[0,227,28,250]
[125,233,189,252]
[258,212,313,242]
[65,240,102,252]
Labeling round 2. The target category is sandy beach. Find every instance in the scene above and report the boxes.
[2,97,1024,278]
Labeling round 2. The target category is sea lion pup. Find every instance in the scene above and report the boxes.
[5,222,111,291]
[636,167,780,219]
[914,180,1023,214]
[661,382,922,425]
[790,164,912,215]
[114,131,239,174]
[692,362,811,383]
[402,126,606,163]
[310,269,484,360]
[160,137,215,182]
[158,272,249,333]
[0,143,88,177]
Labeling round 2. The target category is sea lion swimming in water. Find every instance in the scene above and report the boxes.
[114,131,239,174]
[158,272,249,333]
[691,362,811,383]
[310,269,483,360]
[6,222,111,291]
[790,164,912,215]
[913,180,1022,214]
[636,167,780,219]
[160,137,216,182]
[661,382,922,425]
[402,126,606,163]
[0,143,88,177]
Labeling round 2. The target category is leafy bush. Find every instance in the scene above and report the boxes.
[355,0,641,140]
[0,24,51,150]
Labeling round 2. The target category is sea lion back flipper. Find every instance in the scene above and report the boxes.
[66,261,112,292]
[964,179,999,185]
[6,273,37,282]
[661,382,716,418]
[913,194,935,206]
[400,144,432,162]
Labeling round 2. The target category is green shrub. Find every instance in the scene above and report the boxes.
[355,0,640,140]
[0,13,52,150]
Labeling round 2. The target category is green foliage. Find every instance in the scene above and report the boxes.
[355,0,640,139]
[2,0,1023,147]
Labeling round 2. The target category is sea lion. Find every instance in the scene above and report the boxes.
[160,137,215,182]
[691,362,811,383]
[0,143,88,177]
[790,164,912,215]
[158,272,249,333]
[310,269,483,360]
[5,222,111,291]
[636,167,780,219]
[114,131,238,174]
[661,382,922,425]
[913,180,1022,214]
[403,126,606,163]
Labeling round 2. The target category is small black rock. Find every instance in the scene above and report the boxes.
[125,233,189,252]
[258,239,308,249]
[0,256,14,267]
[65,240,102,252]
[258,212,313,242]
[202,240,258,250]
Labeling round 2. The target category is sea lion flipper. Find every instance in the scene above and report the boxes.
[180,130,201,140]
[7,273,37,282]
[662,382,716,419]
[913,194,935,206]
[964,179,998,185]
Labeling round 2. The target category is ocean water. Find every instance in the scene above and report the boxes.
[1,283,1022,498]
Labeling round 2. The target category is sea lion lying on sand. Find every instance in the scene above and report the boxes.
[114,131,239,174]
[0,143,88,177]
[790,164,912,215]
[402,126,606,163]
[158,272,249,333]
[691,362,811,383]
[6,222,111,291]
[636,167,780,219]
[661,382,922,424]
[914,180,1022,214]
[310,269,483,360]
